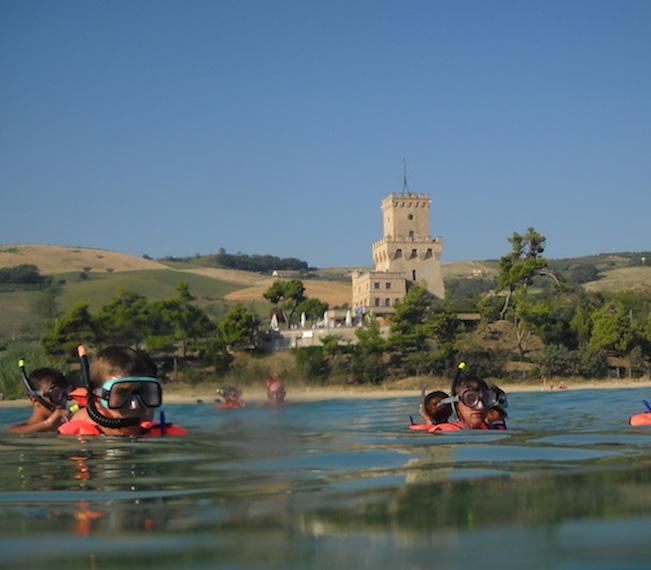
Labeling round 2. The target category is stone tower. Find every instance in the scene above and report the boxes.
[351,191,444,315]
[373,193,444,297]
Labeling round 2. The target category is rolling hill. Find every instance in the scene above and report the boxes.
[0,243,648,341]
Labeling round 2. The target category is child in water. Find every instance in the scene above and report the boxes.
[485,383,508,430]
[8,367,70,433]
[430,377,494,431]
[409,390,452,431]
[59,346,186,437]
[215,386,245,409]
[265,375,286,405]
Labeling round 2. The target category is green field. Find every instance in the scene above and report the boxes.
[0,289,48,340]
[59,269,242,311]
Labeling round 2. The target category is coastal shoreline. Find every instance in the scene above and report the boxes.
[2,379,650,407]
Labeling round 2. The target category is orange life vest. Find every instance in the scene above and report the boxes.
[57,416,187,436]
[629,412,651,426]
[409,423,433,431]
[428,421,492,432]
[217,401,244,410]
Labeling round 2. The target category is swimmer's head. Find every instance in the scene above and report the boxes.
[90,346,159,422]
[28,368,68,409]
[217,386,244,406]
[421,390,452,425]
[265,376,286,404]
[451,377,491,429]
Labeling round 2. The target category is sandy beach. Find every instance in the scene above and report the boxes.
[3,379,650,408]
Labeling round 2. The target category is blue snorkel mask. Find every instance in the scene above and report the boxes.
[94,377,162,410]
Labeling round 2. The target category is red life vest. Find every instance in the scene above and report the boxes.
[428,422,464,432]
[428,421,491,432]
[63,388,187,436]
[217,401,244,410]
[629,412,651,426]
[409,423,433,431]
[58,416,187,436]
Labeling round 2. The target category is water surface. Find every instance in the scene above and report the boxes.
[2,387,651,569]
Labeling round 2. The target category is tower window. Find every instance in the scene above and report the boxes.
[425,248,432,259]
[408,230,414,239]
[394,249,402,259]
[410,249,417,259]
[407,214,414,220]
[412,270,417,281]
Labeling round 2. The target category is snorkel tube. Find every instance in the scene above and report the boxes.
[78,345,140,429]
[449,361,466,421]
[18,358,56,412]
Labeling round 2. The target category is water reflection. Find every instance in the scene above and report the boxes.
[1,389,651,568]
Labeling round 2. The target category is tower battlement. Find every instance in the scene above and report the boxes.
[352,189,445,314]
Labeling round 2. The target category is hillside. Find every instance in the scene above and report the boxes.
[583,266,651,293]
[0,244,167,273]
[0,244,648,341]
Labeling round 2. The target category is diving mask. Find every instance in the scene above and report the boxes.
[441,389,491,410]
[94,377,162,410]
[32,384,69,408]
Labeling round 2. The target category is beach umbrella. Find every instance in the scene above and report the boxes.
[345,310,352,327]
[270,313,279,331]
[300,312,306,328]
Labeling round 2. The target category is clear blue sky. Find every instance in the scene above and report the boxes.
[1,0,649,267]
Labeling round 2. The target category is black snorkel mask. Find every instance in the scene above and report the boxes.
[77,345,141,429]
[18,359,64,412]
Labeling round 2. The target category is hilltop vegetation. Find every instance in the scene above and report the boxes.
[0,241,649,398]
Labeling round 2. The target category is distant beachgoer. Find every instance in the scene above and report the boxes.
[409,390,452,431]
[265,375,286,405]
[8,367,71,433]
[215,386,245,409]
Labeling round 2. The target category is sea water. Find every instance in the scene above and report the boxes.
[1,387,651,570]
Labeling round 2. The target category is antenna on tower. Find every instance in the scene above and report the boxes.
[402,158,409,194]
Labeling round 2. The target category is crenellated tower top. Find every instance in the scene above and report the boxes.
[381,192,432,241]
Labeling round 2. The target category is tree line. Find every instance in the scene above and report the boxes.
[23,229,651,387]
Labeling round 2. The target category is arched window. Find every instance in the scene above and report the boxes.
[412,270,417,281]
[394,249,402,259]
[385,298,391,306]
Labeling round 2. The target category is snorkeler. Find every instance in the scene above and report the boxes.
[265,375,286,405]
[58,345,187,437]
[7,364,71,433]
[424,364,509,432]
[485,383,508,430]
[215,386,245,409]
[409,389,452,431]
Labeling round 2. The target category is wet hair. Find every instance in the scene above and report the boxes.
[90,346,157,387]
[452,377,489,397]
[423,391,452,424]
[218,386,242,401]
[29,368,67,391]
[487,383,508,418]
